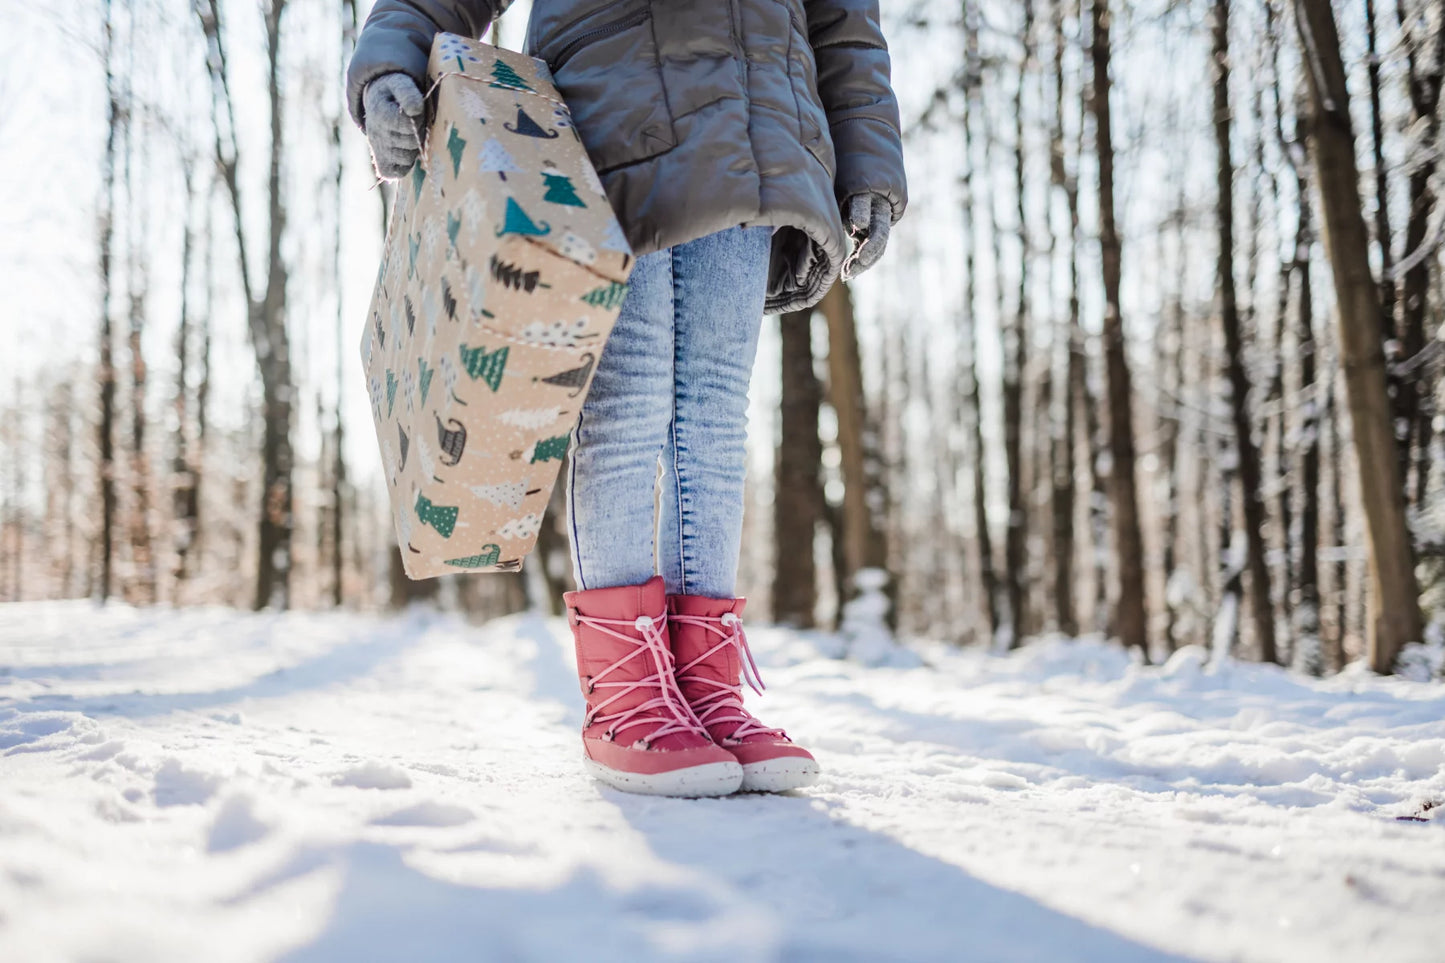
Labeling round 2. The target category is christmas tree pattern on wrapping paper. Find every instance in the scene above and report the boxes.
[518,318,594,348]
[536,353,595,396]
[498,513,543,541]
[446,544,502,568]
[478,137,521,181]
[470,480,533,511]
[408,234,421,279]
[496,407,564,432]
[415,493,459,538]
[404,295,416,335]
[490,254,544,293]
[412,162,426,202]
[558,231,597,265]
[446,125,468,178]
[397,424,410,470]
[385,369,398,417]
[446,211,462,253]
[528,434,570,464]
[489,59,532,92]
[401,368,416,414]
[550,107,578,142]
[581,280,629,310]
[458,85,492,125]
[368,374,384,419]
[436,414,467,467]
[441,277,458,321]
[459,343,508,391]
[506,106,559,139]
[496,197,550,238]
[418,359,434,405]
[438,34,481,73]
[600,219,629,253]
[577,158,606,196]
[541,167,585,207]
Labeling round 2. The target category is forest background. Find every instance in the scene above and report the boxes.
[3,0,1445,679]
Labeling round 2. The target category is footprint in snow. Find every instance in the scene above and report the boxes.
[332,762,413,790]
[1,712,101,753]
[370,801,474,827]
[152,758,222,807]
[208,795,271,852]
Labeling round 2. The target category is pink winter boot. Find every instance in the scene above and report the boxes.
[667,594,820,792]
[563,575,743,796]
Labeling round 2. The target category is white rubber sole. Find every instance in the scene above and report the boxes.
[584,757,743,797]
[740,757,821,793]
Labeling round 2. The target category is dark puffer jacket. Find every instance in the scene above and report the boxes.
[347,0,907,313]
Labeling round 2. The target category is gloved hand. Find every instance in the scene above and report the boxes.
[841,192,893,280]
[363,73,426,179]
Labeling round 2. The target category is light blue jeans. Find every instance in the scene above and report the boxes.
[565,224,773,598]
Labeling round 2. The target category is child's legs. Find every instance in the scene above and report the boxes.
[657,224,773,597]
[565,245,675,591]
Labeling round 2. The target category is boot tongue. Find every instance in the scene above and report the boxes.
[669,596,746,689]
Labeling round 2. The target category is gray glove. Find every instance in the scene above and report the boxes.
[363,73,426,179]
[841,192,893,279]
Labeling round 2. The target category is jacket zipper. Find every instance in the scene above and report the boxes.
[550,8,650,71]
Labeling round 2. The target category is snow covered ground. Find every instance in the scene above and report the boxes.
[1,601,1442,963]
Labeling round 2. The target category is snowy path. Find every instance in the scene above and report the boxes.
[1,602,1442,963]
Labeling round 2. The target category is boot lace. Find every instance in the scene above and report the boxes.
[574,611,707,749]
[669,611,786,744]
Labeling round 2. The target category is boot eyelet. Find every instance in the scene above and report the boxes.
[637,738,652,751]
[602,729,615,742]
[584,675,594,694]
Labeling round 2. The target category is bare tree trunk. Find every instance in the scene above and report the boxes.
[1276,24,1326,672]
[1396,1,1445,507]
[172,164,199,592]
[1002,0,1035,647]
[1326,353,1347,672]
[1292,0,1425,671]
[1261,4,1295,656]
[331,0,360,607]
[195,0,295,610]
[1049,0,1078,638]
[1365,0,1397,342]
[1160,192,1187,654]
[58,380,78,595]
[96,0,119,603]
[958,14,998,640]
[774,308,823,627]
[123,20,155,604]
[1294,148,1324,672]
[1073,44,1109,635]
[1090,0,1149,658]
[195,197,213,581]
[1213,0,1278,664]
[821,281,890,604]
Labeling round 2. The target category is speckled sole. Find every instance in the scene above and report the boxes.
[583,757,743,797]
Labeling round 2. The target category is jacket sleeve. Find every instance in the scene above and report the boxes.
[346,0,512,131]
[803,0,907,223]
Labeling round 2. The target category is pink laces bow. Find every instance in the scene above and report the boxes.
[573,611,706,748]
[669,611,786,744]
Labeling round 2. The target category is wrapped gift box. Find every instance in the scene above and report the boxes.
[362,33,633,578]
